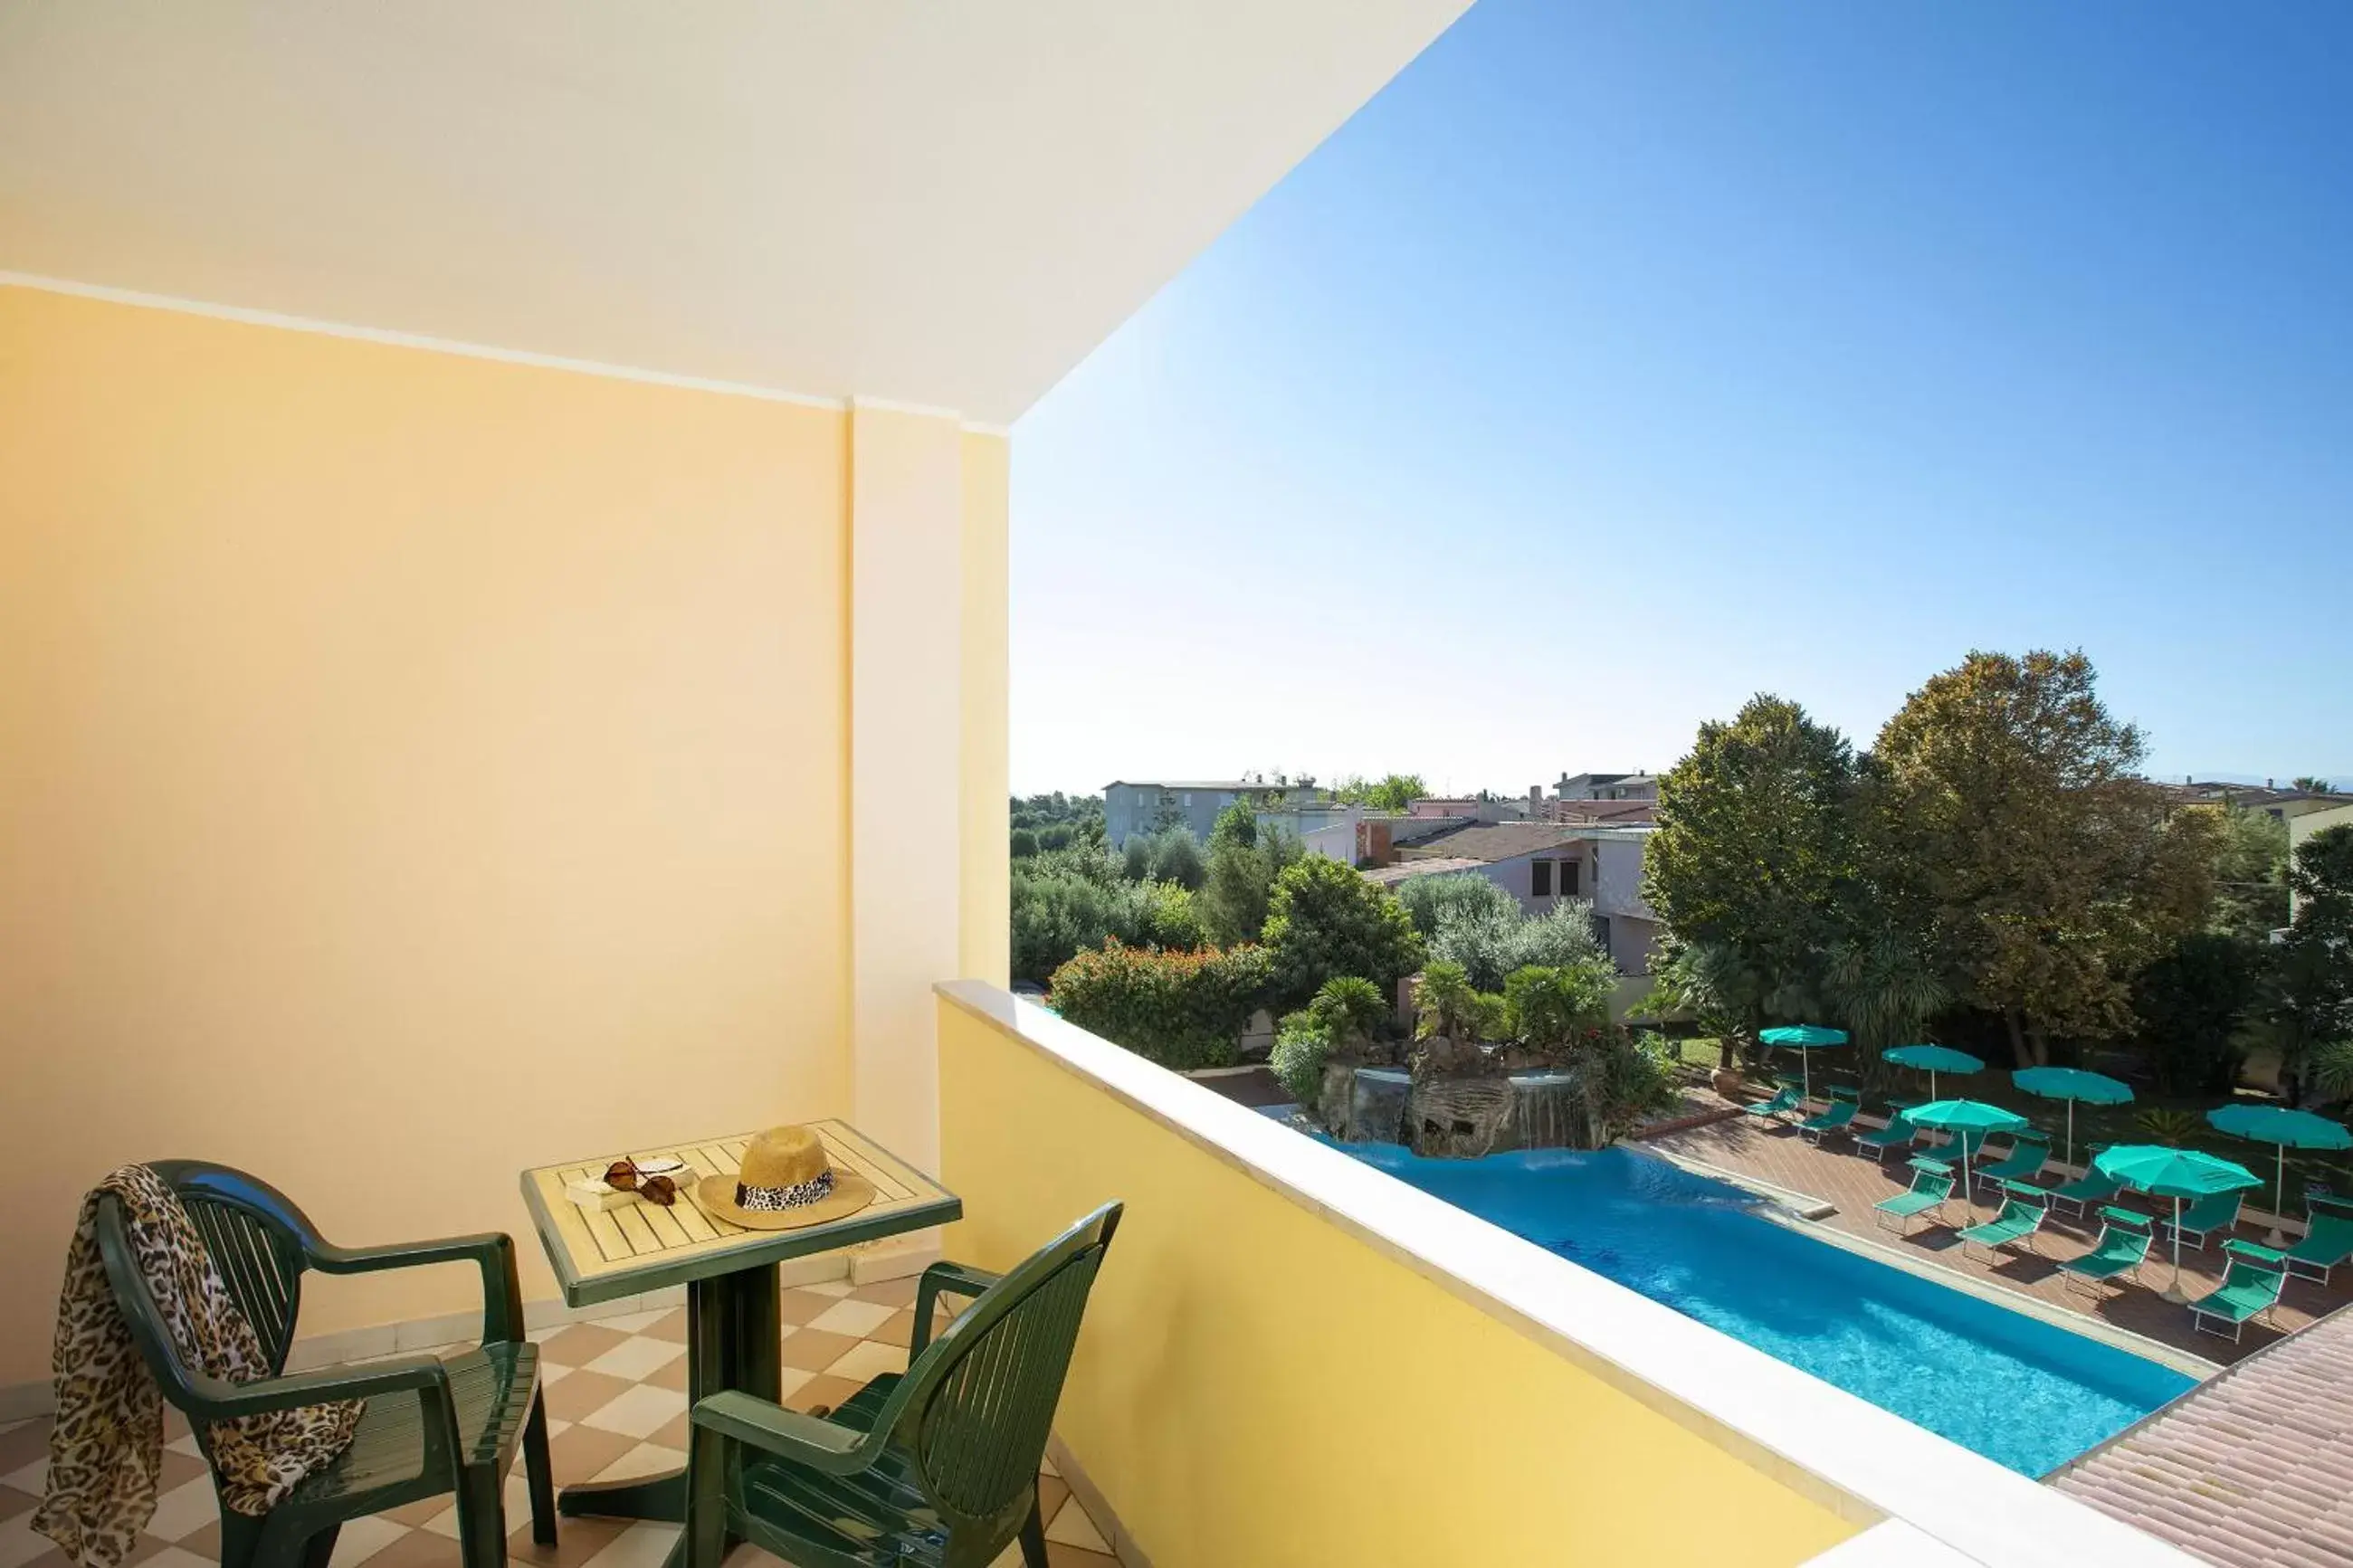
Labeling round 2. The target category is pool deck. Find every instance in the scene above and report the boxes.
[1643,1107,2353,1370]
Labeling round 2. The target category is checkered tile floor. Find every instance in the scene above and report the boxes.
[0,1276,1117,1568]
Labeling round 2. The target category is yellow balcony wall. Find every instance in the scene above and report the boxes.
[937,985,1861,1568]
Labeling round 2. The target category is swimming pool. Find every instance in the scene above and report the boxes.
[1336,1139,2196,1476]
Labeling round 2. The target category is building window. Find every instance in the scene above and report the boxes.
[1531,860,1552,898]
[1562,860,1580,898]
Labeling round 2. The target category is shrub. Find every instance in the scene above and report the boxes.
[2132,1107,2200,1146]
[1202,821,1305,946]
[1308,975,1387,1044]
[1136,880,1208,950]
[1009,827,1039,859]
[1047,941,1273,1070]
[1595,1031,1683,1141]
[1147,828,1208,891]
[1009,845,1203,984]
[1415,960,1494,1041]
[1262,856,1424,1006]
[1504,964,1615,1048]
[1270,1014,1331,1106]
[1394,872,1517,937]
[1431,899,1611,993]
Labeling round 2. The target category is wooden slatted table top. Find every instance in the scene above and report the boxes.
[519,1120,960,1307]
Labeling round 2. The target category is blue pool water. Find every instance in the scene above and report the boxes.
[1338,1140,2196,1476]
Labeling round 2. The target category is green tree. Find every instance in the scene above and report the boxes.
[2292,776,2335,794]
[1393,871,1519,937]
[1200,808,1304,946]
[1430,901,1613,993]
[2133,931,2260,1095]
[1865,650,2215,1066]
[1332,773,1428,812]
[2205,803,2291,941]
[1262,856,1425,1007]
[1643,694,1859,1066]
[1008,827,1038,859]
[2251,824,2353,1101]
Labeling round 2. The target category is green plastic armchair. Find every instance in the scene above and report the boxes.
[686,1202,1123,1568]
[92,1162,554,1568]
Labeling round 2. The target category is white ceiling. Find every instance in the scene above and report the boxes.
[0,2,1468,423]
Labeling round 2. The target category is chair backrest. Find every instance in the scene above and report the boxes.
[2189,1191,2245,1226]
[2014,1131,2050,1150]
[1828,1087,1860,1104]
[113,1162,319,1377]
[1999,1183,2047,1222]
[1917,1169,1954,1200]
[2097,1208,2152,1255]
[2310,1196,2353,1240]
[889,1203,1122,1533]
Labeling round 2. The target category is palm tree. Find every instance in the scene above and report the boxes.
[1824,930,1950,1089]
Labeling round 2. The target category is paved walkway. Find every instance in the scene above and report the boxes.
[1645,1111,2353,1367]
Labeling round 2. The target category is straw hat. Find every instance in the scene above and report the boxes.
[695,1126,875,1231]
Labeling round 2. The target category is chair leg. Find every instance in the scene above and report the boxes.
[687,1423,729,1568]
[1019,1493,1050,1568]
[522,1389,558,1547]
[456,1463,509,1568]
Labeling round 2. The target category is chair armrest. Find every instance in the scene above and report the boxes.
[912,1261,1002,1357]
[308,1232,526,1345]
[691,1390,875,1478]
[186,1352,454,1421]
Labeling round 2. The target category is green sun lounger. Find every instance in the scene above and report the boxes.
[2046,1166,2124,1221]
[1958,1183,2049,1260]
[1976,1130,2052,1185]
[2165,1191,2244,1252]
[2285,1194,2353,1285]
[1854,1106,1920,1164]
[2188,1240,2287,1343]
[1741,1085,1802,1120]
[2058,1208,2152,1298]
[1796,1088,1860,1145]
[1874,1158,1955,1236]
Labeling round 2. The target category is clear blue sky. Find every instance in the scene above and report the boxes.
[1009,1,2352,798]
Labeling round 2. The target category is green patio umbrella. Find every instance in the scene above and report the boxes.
[2206,1103,2353,1246]
[1882,1043,1984,1101]
[1759,1024,1848,1107]
[2012,1066,2134,1179]
[2095,1145,2263,1303]
[1905,1098,2029,1216]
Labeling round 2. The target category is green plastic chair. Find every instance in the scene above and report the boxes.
[1873,1158,1955,1236]
[1853,1105,1919,1164]
[91,1162,553,1568]
[1739,1085,1801,1120]
[2058,1208,2153,1299]
[2165,1191,2244,1252]
[1796,1089,1860,1145]
[686,1202,1122,1568]
[1958,1183,2049,1260]
[2188,1240,2287,1342]
[2284,1194,2353,1285]
[1976,1131,2052,1185]
[2045,1165,2124,1221]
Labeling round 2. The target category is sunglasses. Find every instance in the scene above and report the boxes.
[605,1160,679,1207]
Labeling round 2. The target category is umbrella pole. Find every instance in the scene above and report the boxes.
[2162,1195,2189,1305]
[2065,1100,2076,1178]
[2269,1144,2290,1249]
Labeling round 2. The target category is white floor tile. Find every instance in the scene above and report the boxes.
[799,1281,854,1298]
[541,1364,574,1385]
[1044,1498,1110,1553]
[583,1337,687,1382]
[166,1431,204,1459]
[805,1299,894,1338]
[589,1444,685,1485]
[578,1383,686,1440]
[0,1513,56,1568]
[579,1521,681,1568]
[587,1308,675,1334]
[145,1476,219,1542]
[820,1341,907,1385]
[421,1475,538,1539]
[2,1459,43,1496]
[323,1513,408,1568]
[136,1550,214,1568]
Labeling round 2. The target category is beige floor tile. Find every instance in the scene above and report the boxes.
[1044,1546,1115,1567]
[776,1328,859,1373]
[144,1477,219,1543]
[642,1355,688,1393]
[799,1281,855,1299]
[581,1337,686,1383]
[776,1290,837,1327]
[0,1493,33,1525]
[852,1276,919,1308]
[0,1513,56,1568]
[1043,1499,1109,1553]
[578,1383,686,1441]
[538,1325,634,1370]
[783,1375,862,1416]
[349,1532,460,1568]
[0,1465,40,1500]
[576,1521,681,1568]
[587,1443,684,1486]
[321,1514,408,1568]
[586,1308,675,1335]
[1034,1474,1069,1523]
[507,1514,626,1568]
[546,1423,643,1485]
[805,1298,894,1338]
[820,1340,906,1385]
[0,1428,47,1480]
[640,1309,690,1345]
[543,1370,635,1424]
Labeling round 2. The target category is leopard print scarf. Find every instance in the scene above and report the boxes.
[34,1166,364,1568]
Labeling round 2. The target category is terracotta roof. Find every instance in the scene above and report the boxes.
[1392,822,1591,863]
[2051,1306,2353,1567]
